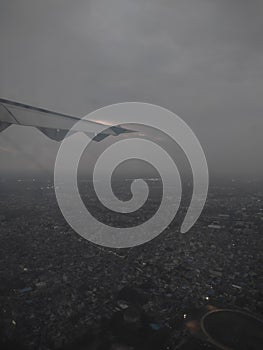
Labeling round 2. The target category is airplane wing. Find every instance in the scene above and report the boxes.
[0,98,134,142]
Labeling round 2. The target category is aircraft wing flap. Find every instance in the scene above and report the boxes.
[0,98,136,142]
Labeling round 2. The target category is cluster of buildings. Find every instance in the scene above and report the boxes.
[0,178,262,349]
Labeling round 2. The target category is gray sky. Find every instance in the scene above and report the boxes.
[0,0,262,179]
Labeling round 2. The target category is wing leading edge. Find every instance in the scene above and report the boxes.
[0,98,134,142]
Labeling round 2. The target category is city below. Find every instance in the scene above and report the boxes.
[0,177,262,349]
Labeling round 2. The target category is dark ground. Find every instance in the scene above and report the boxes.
[0,178,262,349]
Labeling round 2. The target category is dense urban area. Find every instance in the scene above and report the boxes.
[0,177,262,349]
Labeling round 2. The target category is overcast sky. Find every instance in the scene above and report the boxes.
[0,0,262,180]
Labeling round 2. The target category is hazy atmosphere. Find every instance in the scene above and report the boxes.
[1,3,263,349]
[0,0,262,179]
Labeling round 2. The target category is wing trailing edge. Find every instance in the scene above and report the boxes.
[0,98,135,142]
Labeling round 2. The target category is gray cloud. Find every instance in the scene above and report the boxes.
[0,0,262,179]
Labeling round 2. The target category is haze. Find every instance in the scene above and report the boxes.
[0,0,262,180]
